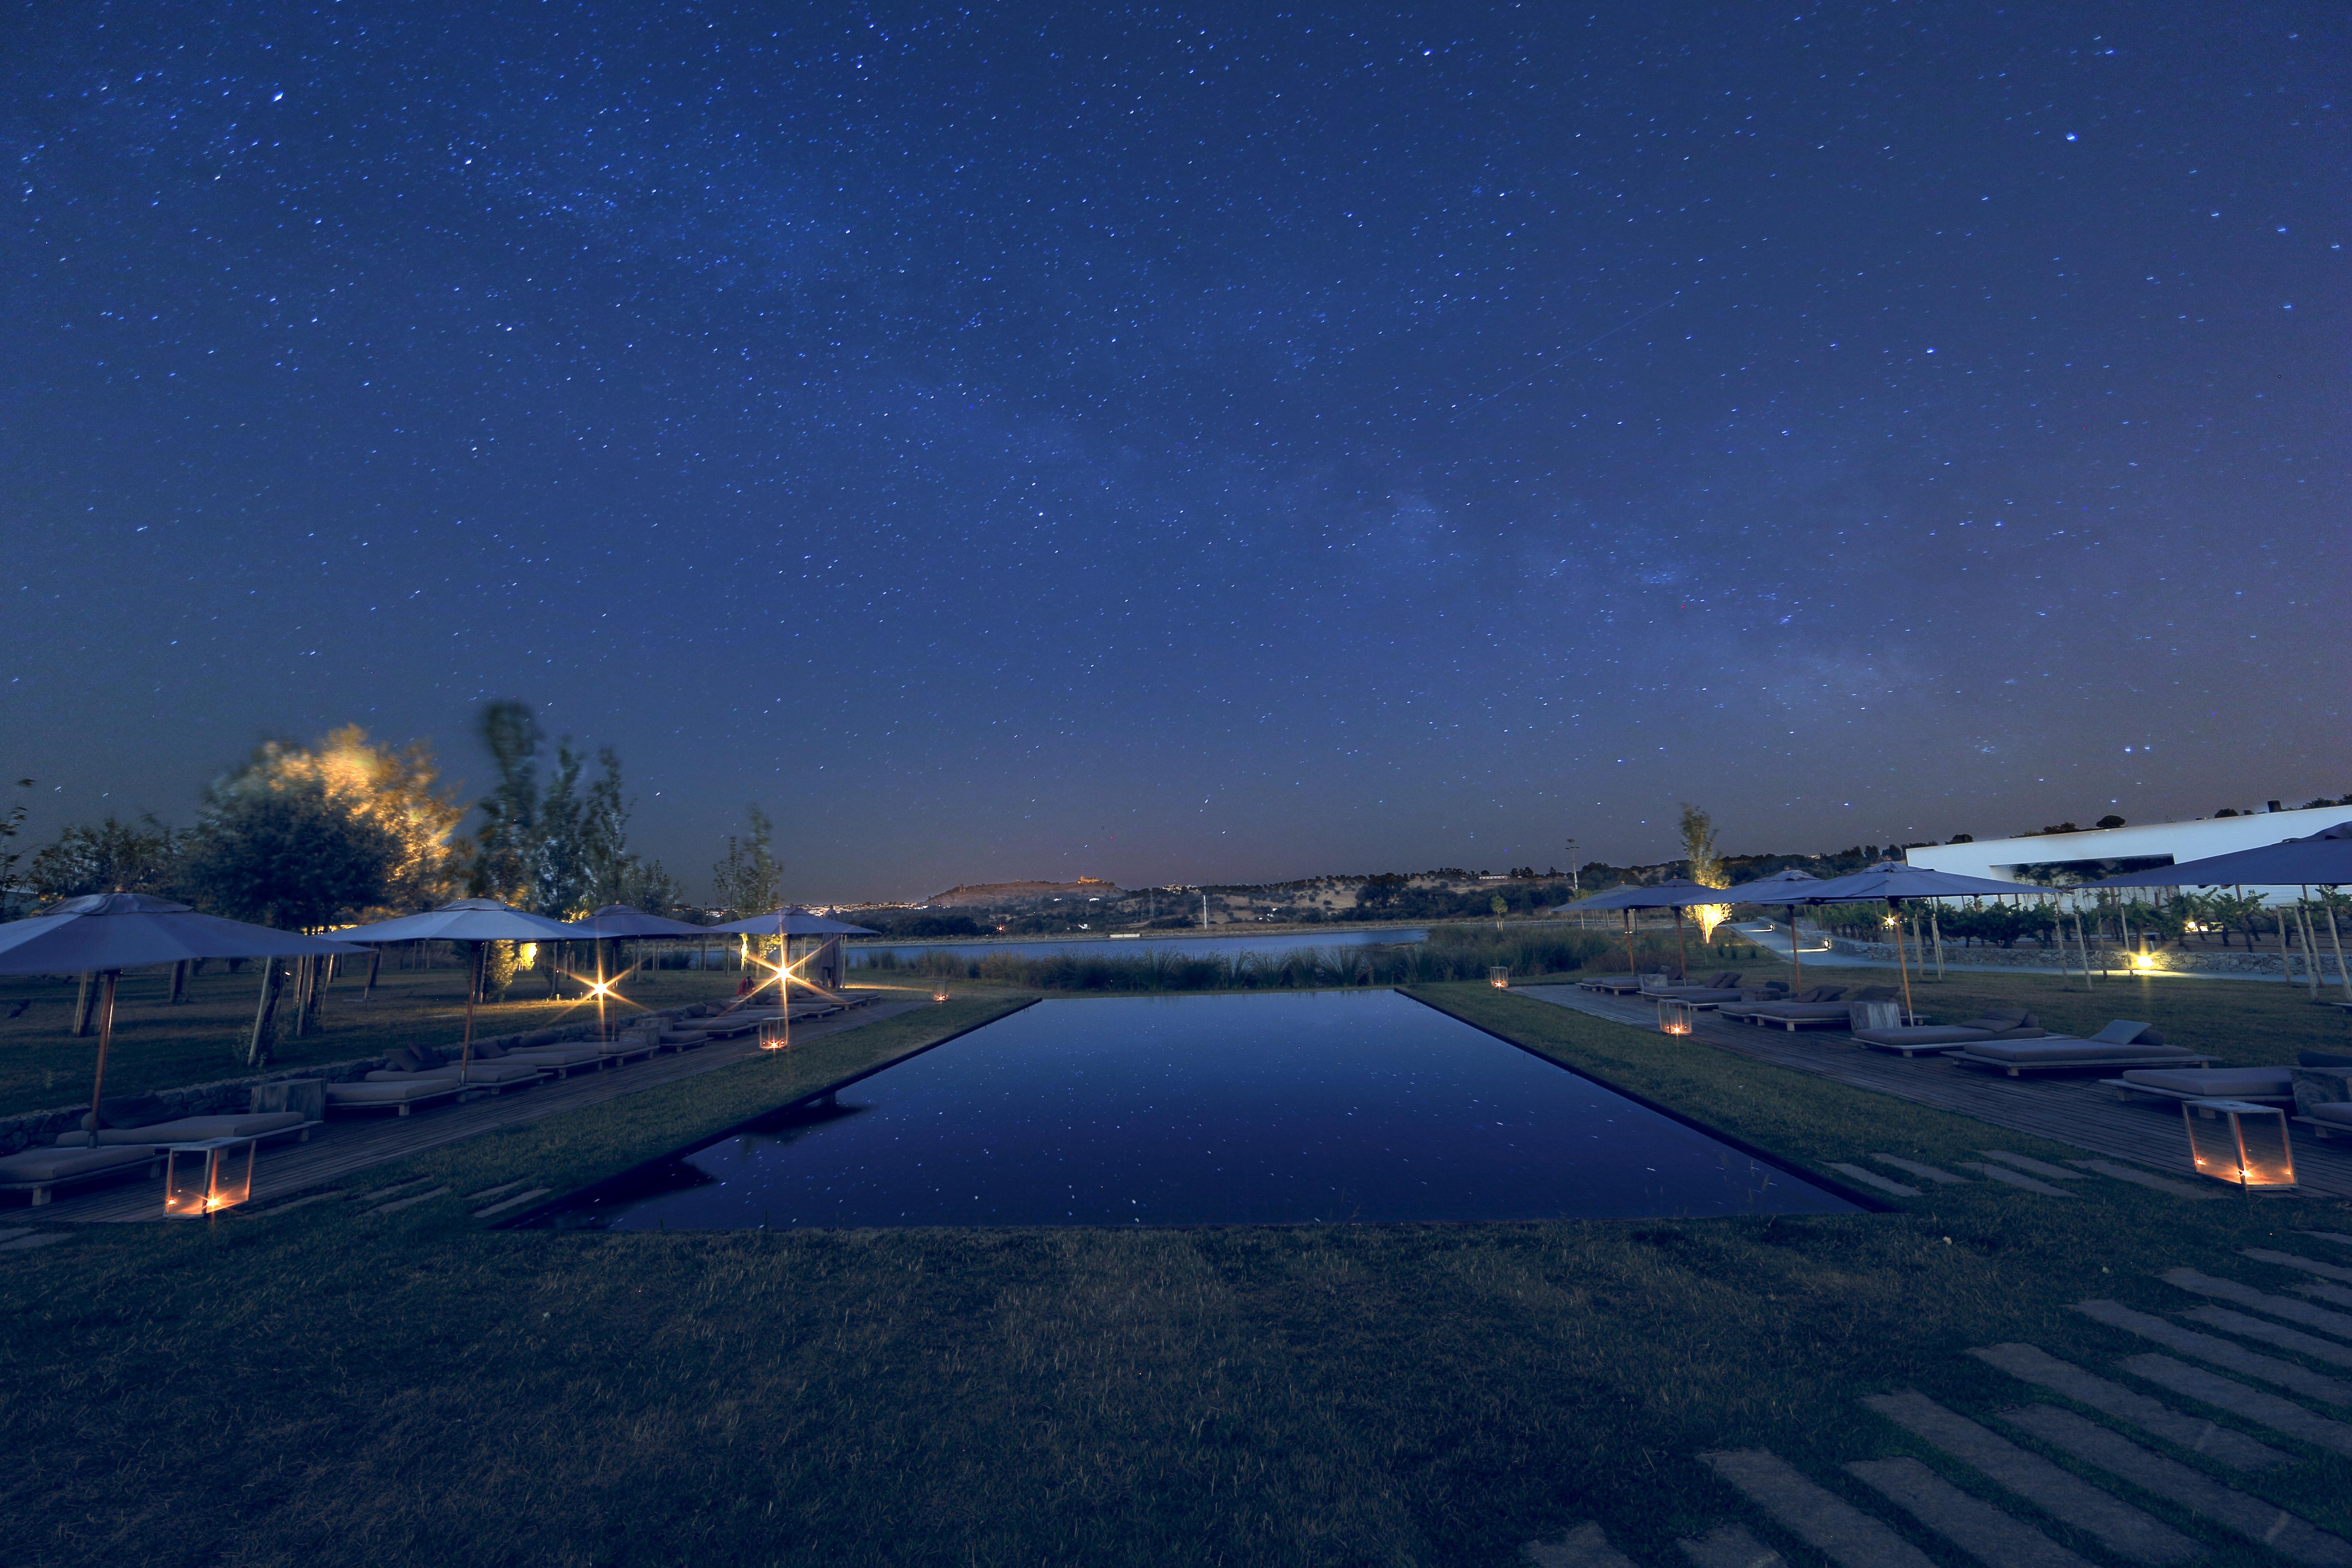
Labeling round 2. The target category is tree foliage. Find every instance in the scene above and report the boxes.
[209,725,464,913]
[178,778,399,930]
[28,814,180,902]
[710,804,783,915]
[464,700,659,917]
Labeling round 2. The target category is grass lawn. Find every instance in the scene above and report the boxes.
[5,977,2349,1566]
[0,961,762,1118]
[1719,950,2352,1066]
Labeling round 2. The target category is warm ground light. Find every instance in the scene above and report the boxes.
[3,953,2349,1565]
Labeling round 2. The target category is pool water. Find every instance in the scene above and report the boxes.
[537,990,1860,1229]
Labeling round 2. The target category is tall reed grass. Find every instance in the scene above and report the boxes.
[851,925,1761,993]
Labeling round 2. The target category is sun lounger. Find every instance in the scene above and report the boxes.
[1718,985,1841,1021]
[0,1143,167,1205]
[323,1079,466,1116]
[1733,986,1903,1029]
[2103,1067,2296,1106]
[1854,1011,2044,1056]
[1642,971,1742,999]
[62,1109,318,1147]
[1951,1022,2210,1076]
[2297,1102,2352,1142]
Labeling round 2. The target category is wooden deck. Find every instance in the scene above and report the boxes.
[23,998,929,1225]
[1518,986,2352,1199]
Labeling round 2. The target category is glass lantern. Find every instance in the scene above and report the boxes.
[163,1140,256,1218]
[757,1019,790,1051]
[1657,999,1698,1036]
[1488,966,1510,990]
[932,988,951,1004]
[2182,1099,2296,1189]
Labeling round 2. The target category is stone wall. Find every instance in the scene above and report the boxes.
[0,1002,715,1156]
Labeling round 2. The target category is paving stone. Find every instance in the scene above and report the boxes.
[2073,1300,2352,1407]
[241,1191,347,1218]
[1979,1150,2088,1180]
[2119,1354,2352,1458]
[1698,1449,1938,1568]
[2298,1230,2352,1249]
[1861,1391,2198,1564]
[1870,1154,1968,1184]
[2299,1282,2352,1310]
[1830,1163,1921,1197]
[2160,1267,2352,1340]
[2067,1160,2216,1199]
[0,1231,73,1252]
[0,1227,32,1244]
[463,1178,533,1202]
[370,1185,451,1216]
[1961,1162,2074,1196]
[1522,1521,1638,1567]
[2246,1248,2352,1286]
[1999,1403,2352,1566]
[2182,1305,2352,1368]
[1846,1457,2094,1568]
[472,1187,550,1219]
[1965,1343,2288,1469]
[1676,1523,1786,1567]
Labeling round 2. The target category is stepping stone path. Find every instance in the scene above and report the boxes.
[2000,1405,2352,1566]
[1980,1150,2087,1180]
[2069,1159,2216,1198]
[370,1185,450,1215]
[472,1187,549,1219]
[242,1190,347,1218]
[1829,1163,1920,1197]
[2247,1247,2352,1286]
[1869,1154,1967,1184]
[0,1229,72,1252]
[1515,1249,2352,1566]
[2303,1281,2352,1309]
[2162,1267,2352,1337]
[1844,1455,2092,1567]
[1860,1390,2197,1564]
[2071,1298,2352,1406]
[1698,1449,1937,1567]
[1968,1341,2289,1467]
[1961,1160,2075,1196]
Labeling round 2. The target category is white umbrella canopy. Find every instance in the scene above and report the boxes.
[1791,861,2031,1016]
[1555,878,1734,979]
[334,897,586,944]
[571,904,715,938]
[0,894,368,1148]
[0,892,365,975]
[1726,868,1825,987]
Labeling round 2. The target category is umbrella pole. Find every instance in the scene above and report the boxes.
[1786,902,1802,989]
[80,971,119,1149]
[363,946,381,1002]
[1622,910,1637,978]
[1889,899,1913,1022]
[461,941,481,1084]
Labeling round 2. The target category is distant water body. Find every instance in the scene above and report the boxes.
[852,927,1429,965]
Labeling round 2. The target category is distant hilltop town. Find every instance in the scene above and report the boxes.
[926,878,1117,908]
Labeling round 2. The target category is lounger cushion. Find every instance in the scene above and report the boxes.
[504,1044,603,1063]
[62,1110,309,1146]
[363,1062,541,1084]
[1853,1025,1999,1047]
[0,1143,158,1182]
[2312,1103,2352,1127]
[1793,987,1843,1003]
[1962,1039,2203,1065]
[2120,1067,2295,1098]
[324,1080,457,1104]
[1743,1001,1861,1020]
[2301,1049,2352,1069]
[2087,1020,2156,1046]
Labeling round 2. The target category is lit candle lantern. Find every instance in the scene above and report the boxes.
[757,1020,789,1051]
[163,1139,256,1218]
[932,989,951,1004]
[1488,967,1510,990]
[1657,999,1697,1036]
[2182,1099,2296,1189]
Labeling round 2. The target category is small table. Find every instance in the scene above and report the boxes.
[161,1138,257,1218]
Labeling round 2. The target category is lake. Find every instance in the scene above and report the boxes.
[849,927,1429,964]
[536,989,1859,1229]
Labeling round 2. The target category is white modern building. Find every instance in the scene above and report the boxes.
[1904,802,2352,902]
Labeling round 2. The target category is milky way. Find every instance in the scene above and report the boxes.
[6,3,2344,898]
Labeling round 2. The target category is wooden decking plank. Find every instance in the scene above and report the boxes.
[24,999,925,1224]
[1521,987,2352,1199]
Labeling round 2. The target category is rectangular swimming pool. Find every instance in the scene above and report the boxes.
[536,990,1860,1228]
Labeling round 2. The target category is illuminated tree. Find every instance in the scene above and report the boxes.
[212,724,466,913]
[1679,802,1733,941]
[179,778,398,930]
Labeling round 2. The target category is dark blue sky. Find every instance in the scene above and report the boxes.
[6,3,2344,902]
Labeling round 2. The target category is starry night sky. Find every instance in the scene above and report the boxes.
[6,3,2345,901]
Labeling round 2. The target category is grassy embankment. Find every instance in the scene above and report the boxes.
[3,976,2347,1566]
[0,961,762,1118]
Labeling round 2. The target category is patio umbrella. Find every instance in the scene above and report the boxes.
[701,909,879,1009]
[0,893,365,1147]
[336,899,588,1076]
[1558,878,1735,981]
[2084,824,2352,999]
[1726,867,1824,989]
[567,905,716,1019]
[1793,862,2027,1020]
